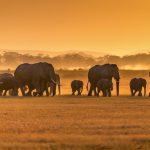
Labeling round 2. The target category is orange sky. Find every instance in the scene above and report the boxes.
[0,0,150,56]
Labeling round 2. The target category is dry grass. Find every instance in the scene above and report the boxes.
[0,96,150,149]
[0,70,150,149]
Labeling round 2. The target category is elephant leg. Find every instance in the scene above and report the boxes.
[80,87,83,95]
[3,90,7,96]
[0,90,3,96]
[43,81,49,96]
[102,90,104,97]
[48,83,52,96]
[130,87,134,96]
[78,89,81,96]
[20,85,26,96]
[32,80,41,96]
[133,90,137,96]
[72,89,75,95]
[38,90,43,96]
[45,83,49,97]
[8,89,13,96]
[45,88,49,96]
[130,88,133,96]
[42,86,49,97]
[106,90,108,97]
[104,91,107,97]
[94,86,98,96]
[26,84,34,96]
[40,81,48,96]
[94,88,97,96]
[49,85,53,96]
[88,85,93,96]
[77,90,80,95]
[97,89,100,97]
[26,91,32,96]
[138,90,142,96]
[108,89,111,97]
[103,89,107,97]
[52,84,56,97]
[33,92,38,97]
[12,87,18,96]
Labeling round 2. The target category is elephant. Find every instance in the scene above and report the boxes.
[49,74,61,95]
[97,79,113,97]
[0,75,16,96]
[87,64,120,96]
[130,78,147,96]
[22,73,60,97]
[28,73,60,97]
[14,62,57,96]
[71,80,83,95]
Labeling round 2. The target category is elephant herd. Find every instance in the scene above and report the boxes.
[0,62,60,96]
[0,62,148,97]
[71,64,147,97]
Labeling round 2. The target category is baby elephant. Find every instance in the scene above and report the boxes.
[97,79,113,97]
[130,78,147,96]
[0,76,16,96]
[71,80,83,95]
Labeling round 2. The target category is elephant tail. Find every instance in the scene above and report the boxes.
[86,80,89,91]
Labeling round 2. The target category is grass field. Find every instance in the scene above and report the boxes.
[0,96,150,150]
[0,70,150,149]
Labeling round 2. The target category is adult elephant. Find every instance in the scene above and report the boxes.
[87,64,120,96]
[0,73,15,96]
[34,73,60,96]
[130,78,147,96]
[23,73,60,97]
[49,74,61,95]
[14,62,57,96]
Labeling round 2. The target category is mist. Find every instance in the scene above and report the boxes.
[1,51,150,70]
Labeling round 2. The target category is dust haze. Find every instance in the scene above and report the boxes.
[1,50,150,70]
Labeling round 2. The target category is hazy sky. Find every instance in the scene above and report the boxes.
[0,0,150,56]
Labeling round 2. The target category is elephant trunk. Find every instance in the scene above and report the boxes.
[86,80,89,91]
[57,78,61,95]
[144,85,146,96]
[51,78,57,84]
[58,85,61,95]
[116,81,119,96]
[51,78,57,96]
[52,84,56,96]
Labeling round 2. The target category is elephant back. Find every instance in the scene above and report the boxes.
[71,80,83,89]
[88,64,118,83]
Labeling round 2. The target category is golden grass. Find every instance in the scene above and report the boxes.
[0,96,150,149]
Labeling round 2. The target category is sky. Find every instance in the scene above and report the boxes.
[0,0,150,56]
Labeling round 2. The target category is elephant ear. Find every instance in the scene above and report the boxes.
[110,64,117,75]
[110,64,119,72]
[109,67,114,76]
[111,64,118,69]
[138,78,143,86]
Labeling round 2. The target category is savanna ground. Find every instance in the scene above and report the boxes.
[0,70,150,150]
[1,96,150,150]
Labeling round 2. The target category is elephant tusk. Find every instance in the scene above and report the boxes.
[51,79,61,86]
[51,78,57,84]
